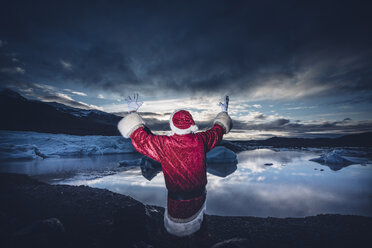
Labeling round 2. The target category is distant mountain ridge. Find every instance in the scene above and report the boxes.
[228,132,372,150]
[1,89,371,147]
[261,133,372,147]
[0,89,121,135]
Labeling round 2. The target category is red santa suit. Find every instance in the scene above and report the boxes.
[118,109,232,237]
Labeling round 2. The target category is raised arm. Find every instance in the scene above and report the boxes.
[196,96,233,151]
[117,94,165,162]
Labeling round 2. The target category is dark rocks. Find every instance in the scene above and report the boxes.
[211,238,251,248]
[131,241,154,248]
[113,203,148,244]
[1,173,372,248]
[13,218,65,248]
[0,173,145,247]
[0,172,45,188]
[14,217,65,236]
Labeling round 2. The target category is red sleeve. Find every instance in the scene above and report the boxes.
[196,124,225,152]
[130,126,166,162]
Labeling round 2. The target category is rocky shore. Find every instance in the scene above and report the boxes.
[1,173,371,248]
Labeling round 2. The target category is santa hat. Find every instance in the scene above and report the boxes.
[169,109,198,135]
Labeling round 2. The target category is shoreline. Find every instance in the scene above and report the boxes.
[1,173,371,248]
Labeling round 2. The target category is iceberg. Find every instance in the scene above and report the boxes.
[206,146,238,177]
[0,130,135,161]
[206,146,238,164]
[310,150,354,171]
[139,157,162,181]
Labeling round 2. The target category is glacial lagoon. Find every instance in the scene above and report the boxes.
[1,148,371,218]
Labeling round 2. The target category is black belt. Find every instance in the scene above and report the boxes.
[168,187,206,201]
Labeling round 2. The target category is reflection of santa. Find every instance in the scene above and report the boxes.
[118,94,232,242]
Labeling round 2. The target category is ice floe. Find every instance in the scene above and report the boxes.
[0,130,135,160]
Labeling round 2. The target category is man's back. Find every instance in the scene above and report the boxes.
[130,123,225,193]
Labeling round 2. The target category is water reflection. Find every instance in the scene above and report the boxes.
[207,163,237,177]
[139,157,162,181]
[206,149,372,217]
[1,148,371,217]
[0,153,142,182]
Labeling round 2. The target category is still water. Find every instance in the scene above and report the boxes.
[1,148,371,217]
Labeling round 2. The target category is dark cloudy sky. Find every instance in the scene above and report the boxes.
[1,0,372,139]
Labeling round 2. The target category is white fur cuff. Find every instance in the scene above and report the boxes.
[117,112,145,138]
[213,112,232,134]
[164,201,206,237]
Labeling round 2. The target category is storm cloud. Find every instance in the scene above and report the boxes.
[1,0,371,100]
[1,0,371,139]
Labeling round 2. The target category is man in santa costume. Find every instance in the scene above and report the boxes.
[117,94,232,245]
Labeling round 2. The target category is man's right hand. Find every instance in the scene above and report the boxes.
[218,95,229,112]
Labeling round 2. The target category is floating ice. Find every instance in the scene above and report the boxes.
[0,130,135,160]
[206,146,238,177]
[118,159,141,167]
[309,150,356,171]
[310,150,353,166]
[206,146,237,164]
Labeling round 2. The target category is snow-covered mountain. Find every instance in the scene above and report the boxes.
[45,102,113,118]
[43,101,120,126]
[0,89,122,135]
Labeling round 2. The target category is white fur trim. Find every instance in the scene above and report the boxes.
[164,200,206,237]
[117,112,145,138]
[169,109,199,135]
[213,112,232,134]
